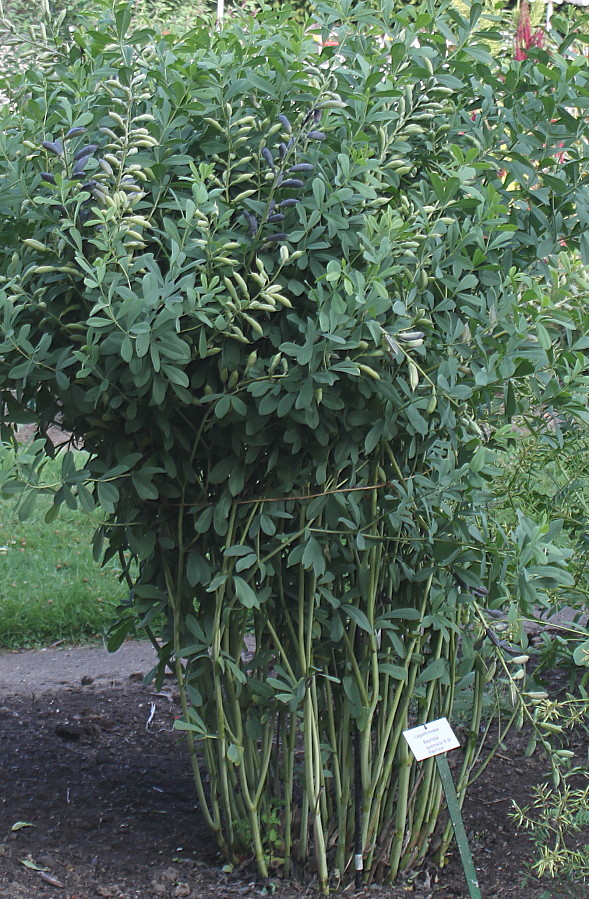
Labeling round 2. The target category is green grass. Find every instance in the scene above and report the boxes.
[0,468,124,650]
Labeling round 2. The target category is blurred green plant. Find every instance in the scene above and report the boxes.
[0,449,122,647]
[1,0,589,888]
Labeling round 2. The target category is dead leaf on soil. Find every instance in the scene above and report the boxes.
[19,857,48,871]
[39,871,63,887]
[11,821,34,831]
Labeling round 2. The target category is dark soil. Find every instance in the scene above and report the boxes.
[0,657,584,899]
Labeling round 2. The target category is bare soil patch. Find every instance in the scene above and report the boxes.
[0,645,583,899]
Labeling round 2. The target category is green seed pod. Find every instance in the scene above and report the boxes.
[23,239,49,252]
[357,363,381,381]
[242,313,264,337]
[233,189,257,203]
[108,111,126,129]
[244,350,257,375]
[408,361,419,391]
[233,272,249,299]
[223,276,239,303]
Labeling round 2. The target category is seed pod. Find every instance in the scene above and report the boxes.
[41,140,63,157]
[243,211,258,234]
[398,331,425,341]
[73,157,88,175]
[108,111,126,129]
[99,127,120,141]
[65,126,87,140]
[357,363,381,380]
[510,655,530,665]
[318,99,346,109]
[265,233,288,242]
[278,178,304,189]
[242,313,264,336]
[233,189,256,203]
[23,238,49,252]
[289,163,314,172]
[262,147,275,169]
[234,271,249,298]
[279,198,300,208]
[408,361,419,391]
[307,130,325,141]
[267,213,286,223]
[278,114,292,133]
[74,144,99,161]
[98,159,113,178]
[39,172,57,184]
[278,142,288,160]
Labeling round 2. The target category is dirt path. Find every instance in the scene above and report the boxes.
[0,646,584,899]
[0,641,158,696]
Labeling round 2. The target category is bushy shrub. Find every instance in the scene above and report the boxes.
[1,0,589,888]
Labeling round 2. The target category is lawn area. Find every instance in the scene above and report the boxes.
[0,473,123,649]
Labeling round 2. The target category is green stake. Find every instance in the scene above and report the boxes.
[435,754,482,899]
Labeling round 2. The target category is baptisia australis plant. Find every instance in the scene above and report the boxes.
[1,0,589,889]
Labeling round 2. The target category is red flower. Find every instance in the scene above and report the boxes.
[515,1,544,61]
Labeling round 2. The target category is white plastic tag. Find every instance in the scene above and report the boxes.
[403,717,460,761]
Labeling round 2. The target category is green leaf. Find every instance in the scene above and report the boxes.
[233,576,258,608]
[341,604,372,634]
[416,658,449,686]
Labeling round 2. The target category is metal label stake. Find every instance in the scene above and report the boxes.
[403,717,482,899]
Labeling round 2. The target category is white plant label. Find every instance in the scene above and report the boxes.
[403,717,460,761]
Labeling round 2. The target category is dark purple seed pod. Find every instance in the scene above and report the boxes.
[65,126,87,140]
[269,199,276,212]
[80,180,98,192]
[244,211,258,233]
[74,144,99,161]
[73,156,87,174]
[266,233,288,242]
[72,173,85,181]
[41,140,63,157]
[278,178,304,189]
[278,114,292,133]
[267,213,286,223]
[313,109,323,124]
[278,142,287,160]
[286,137,295,151]
[307,130,326,141]
[39,172,57,184]
[289,163,314,172]
[262,147,275,169]
[279,198,300,208]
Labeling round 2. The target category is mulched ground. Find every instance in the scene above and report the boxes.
[0,678,584,899]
